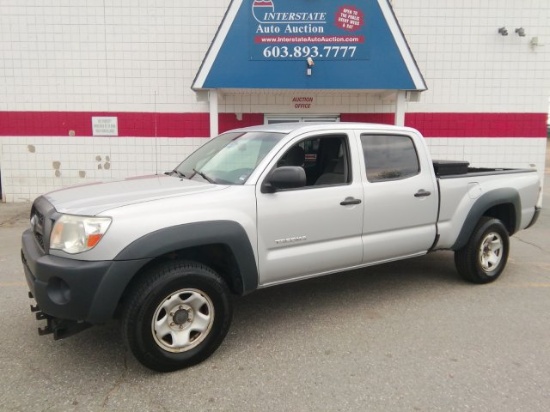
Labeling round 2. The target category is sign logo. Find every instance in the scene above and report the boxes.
[252,0,275,22]
[252,0,326,25]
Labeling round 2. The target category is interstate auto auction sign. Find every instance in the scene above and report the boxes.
[193,0,427,91]
[251,0,370,60]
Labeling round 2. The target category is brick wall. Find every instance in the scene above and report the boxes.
[0,0,548,201]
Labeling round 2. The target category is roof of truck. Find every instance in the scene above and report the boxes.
[226,122,418,135]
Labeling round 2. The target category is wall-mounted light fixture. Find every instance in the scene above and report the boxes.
[515,27,526,37]
[306,57,314,76]
[498,27,508,36]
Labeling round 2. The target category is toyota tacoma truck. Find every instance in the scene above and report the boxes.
[21,122,542,372]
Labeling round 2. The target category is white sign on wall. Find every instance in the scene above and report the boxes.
[92,117,119,136]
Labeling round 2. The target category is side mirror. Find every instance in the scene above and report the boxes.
[262,166,306,193]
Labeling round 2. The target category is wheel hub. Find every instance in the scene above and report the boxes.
[172,307,191,325]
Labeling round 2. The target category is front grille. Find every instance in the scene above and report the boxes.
[31,207,46,251]
[30,198,55,253]
[34,232,45,250]
[33,209,45,226]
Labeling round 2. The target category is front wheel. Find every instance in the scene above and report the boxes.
[454,217,510,284]
[122,260,232,372]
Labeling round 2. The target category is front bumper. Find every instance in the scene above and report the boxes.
[22,229,113,322]
[21,229,149,325]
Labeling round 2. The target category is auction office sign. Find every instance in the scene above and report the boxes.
[251,0,369,60]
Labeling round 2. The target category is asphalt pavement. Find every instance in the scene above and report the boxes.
[1,146,549,411]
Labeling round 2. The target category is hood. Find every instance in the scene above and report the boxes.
[45,175,226,215]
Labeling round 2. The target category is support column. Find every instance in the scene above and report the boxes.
[395,90,406,127]
[209,90,218,137]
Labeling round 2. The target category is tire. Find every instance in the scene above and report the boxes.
[121,260,232,372]
[454,217,510,284]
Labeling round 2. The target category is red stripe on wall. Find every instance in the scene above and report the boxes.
[0,112,210,138]
[405,113,547,138]
[0,111,546,138]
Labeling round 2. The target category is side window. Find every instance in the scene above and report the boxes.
[277,135,351,187]
[361,134,420,182]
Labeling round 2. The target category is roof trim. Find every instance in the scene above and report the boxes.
[192,0,243,90]
[378,0,427,90]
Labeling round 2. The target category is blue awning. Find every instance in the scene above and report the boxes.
[193,0,427,91]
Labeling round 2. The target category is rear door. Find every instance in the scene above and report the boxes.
[256,132,364,285]
[359,133,438,263]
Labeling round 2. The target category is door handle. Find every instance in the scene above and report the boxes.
[340,197,362,206]
[414,189,431,198]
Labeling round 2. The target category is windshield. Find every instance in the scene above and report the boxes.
[174,131,285,185]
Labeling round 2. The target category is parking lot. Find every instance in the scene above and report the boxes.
[1,158,549,411]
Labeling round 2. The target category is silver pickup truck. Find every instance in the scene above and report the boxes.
[21,123,541,372]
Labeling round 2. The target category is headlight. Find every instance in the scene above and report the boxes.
[50,215,112,254]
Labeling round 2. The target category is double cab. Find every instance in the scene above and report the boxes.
[21,123,541,371]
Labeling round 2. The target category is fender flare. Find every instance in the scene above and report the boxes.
[114,220,259,295]
[452,188,520,251]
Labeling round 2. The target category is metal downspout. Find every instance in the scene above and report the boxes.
[209,89,219,137]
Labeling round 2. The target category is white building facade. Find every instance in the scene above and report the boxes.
[0,0,548,202]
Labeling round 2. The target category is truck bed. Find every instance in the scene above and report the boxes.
[433,160,536,178]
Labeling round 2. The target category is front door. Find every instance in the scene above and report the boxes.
[256,132,364,286]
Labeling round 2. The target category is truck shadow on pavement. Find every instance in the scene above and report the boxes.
[227,251,461,338]
[36,251,462,374]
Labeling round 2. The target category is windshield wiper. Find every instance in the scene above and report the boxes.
[192,168,216,184]
[165,169,186,178]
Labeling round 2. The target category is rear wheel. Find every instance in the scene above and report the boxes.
[122,260,232,372]
[454,217,509,284]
